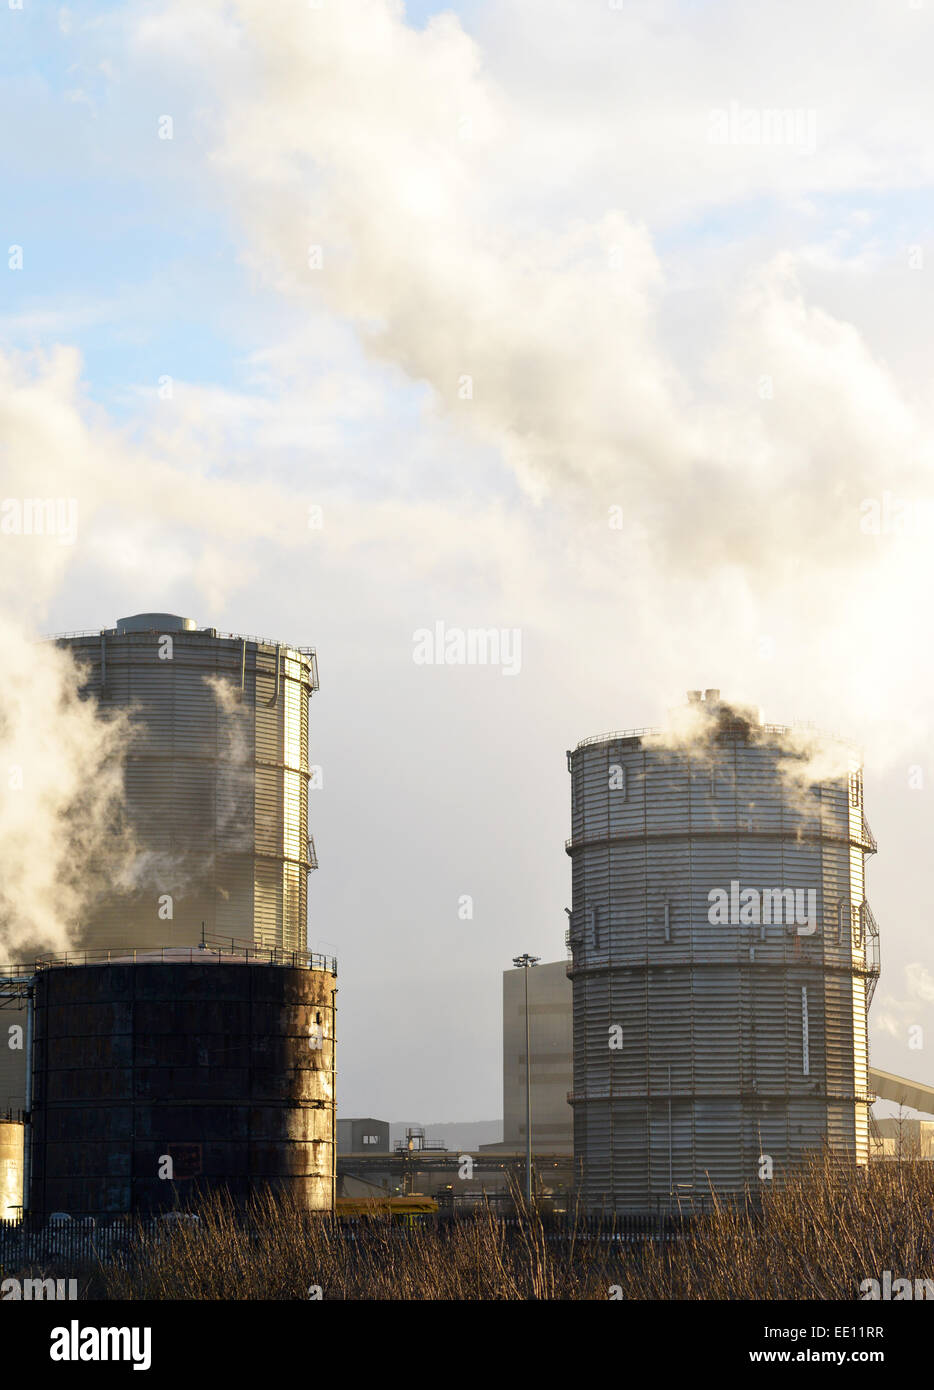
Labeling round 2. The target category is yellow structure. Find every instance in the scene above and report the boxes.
[0,1120,23,1219]
[335,1195,438,1218]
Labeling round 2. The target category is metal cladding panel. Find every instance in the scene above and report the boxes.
[568,721,877,1214]
[0,996,28,1109]
[29,962,336,1216]
[56,627,316,954]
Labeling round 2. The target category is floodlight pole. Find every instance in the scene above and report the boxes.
[512,953,540,1206]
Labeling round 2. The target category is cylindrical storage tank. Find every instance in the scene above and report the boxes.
[0,994,28,1115]
[567,695,880,1214]
[51,615,319,955]
[0,1119,24,1218]
[28,953,336,1217]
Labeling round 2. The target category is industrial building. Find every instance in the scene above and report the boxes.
[868,1068,934,1159]
[480,961,573,1154]
[336,1127,575,1211]
[0,612,335,1216]
[337,1118,391,1153]
[871,1118,934,1160]
[567,691,880,1213]
[484,959,923,1182]
[503,961,573,1153]
[336,961,578,1206]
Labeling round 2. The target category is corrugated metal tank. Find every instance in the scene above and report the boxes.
[0,1119,24,1218]
[53,614,318,955]
[28,952,336,1216]
[567,693,880,1214]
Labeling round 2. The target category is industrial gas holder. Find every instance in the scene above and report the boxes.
[1,614,335,1218]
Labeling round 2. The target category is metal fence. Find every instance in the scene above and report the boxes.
[488,1212,692,1242]
[0,1217,179,1268]
[0,1208,703,1269]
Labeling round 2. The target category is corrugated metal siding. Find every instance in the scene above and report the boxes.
[568,729,877,1213]
[0,998,27,1111]
[56,628,315,956]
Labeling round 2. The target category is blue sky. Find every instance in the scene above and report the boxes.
[0,0,480,416]
[4,0,930,425]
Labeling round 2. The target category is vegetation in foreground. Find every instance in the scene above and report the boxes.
[87,1156,934,1300]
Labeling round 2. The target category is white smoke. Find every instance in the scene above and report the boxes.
[0,347,295,958]
[0,634,132,959]
[130,0,930,572]
[0,349,128,958]
[205,673,254,857]
[118,0,934,783]
[638,695,861,855]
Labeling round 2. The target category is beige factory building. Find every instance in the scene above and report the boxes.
[481,969,934,1172]
[871,1118,934,1160]
[482,959,573,1154]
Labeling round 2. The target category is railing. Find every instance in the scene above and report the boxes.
[861,902,881,1006]
[0,1209,695,1263]
[39,627,318,663]
[24,934,336,976]
[573,721,860,753]
[573,727,657,749]
[214,631,318,661]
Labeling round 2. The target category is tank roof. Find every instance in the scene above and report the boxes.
[2,937,337,975]
[116,613,197,633]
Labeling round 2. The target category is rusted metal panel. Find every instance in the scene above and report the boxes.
[568,699,878,1214]
[29,960,336,1216]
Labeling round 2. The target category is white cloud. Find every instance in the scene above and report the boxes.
[118,1,934,752]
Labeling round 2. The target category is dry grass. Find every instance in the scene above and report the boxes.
[96,1156,934,1300]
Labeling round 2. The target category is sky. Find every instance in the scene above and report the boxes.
[2,0,934,1121]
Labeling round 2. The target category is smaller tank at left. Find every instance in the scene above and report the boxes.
[0,1119,24,1218]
